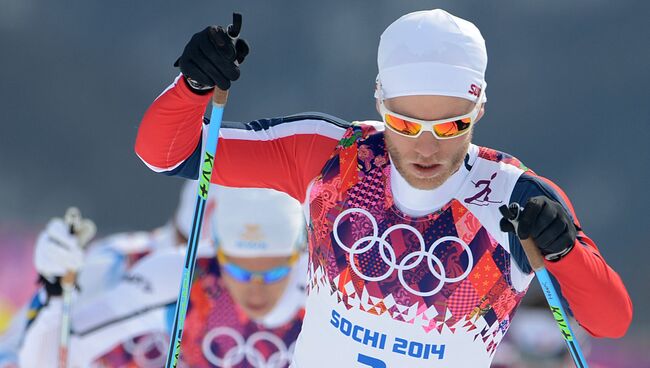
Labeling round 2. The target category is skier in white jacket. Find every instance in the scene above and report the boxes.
[6,183,308,367]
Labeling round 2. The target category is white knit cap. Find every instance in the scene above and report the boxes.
[174,180,217,241]
[377,9,487,102]
[212,186,304,257]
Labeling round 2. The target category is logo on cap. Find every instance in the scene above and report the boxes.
[468,84,481,97]
[236,224,268,250]
[241,224,264,242]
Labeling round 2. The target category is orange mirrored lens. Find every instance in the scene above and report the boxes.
[384,114,421,136]
[433,118,472,138]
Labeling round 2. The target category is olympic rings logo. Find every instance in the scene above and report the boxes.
[333,208,473,297]
[202,327,294,368]
[120,332,169,368]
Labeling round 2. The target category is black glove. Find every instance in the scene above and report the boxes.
[38,275,83,303]
[499,196,577,261]
[38,275,63,297]
[174,13,250,92]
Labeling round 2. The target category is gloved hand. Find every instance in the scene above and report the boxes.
[34,212,96,289]
[174,13,250,92]
[499,196,577,261]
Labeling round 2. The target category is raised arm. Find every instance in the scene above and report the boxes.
[135,24,349,201]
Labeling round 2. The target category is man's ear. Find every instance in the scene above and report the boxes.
[374,78,383,116]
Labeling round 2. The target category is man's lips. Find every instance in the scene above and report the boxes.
[411,162,443,177]
[244,303,269,313]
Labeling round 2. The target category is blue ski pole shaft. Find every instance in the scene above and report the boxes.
[535,267,588,367]
[502,203,588,368]
[164,89,229,368]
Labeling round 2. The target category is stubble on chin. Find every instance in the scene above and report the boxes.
[385,134,470,191]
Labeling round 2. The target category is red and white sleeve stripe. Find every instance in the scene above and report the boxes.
[135,75,350,202]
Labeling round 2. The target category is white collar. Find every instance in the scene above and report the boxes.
[390,144,478,217]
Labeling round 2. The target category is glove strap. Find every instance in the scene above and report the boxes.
[184,76,214,94]
[544,242,575,262]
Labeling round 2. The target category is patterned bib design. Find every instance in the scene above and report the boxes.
[304,125,529,364]
[96,258,304,368]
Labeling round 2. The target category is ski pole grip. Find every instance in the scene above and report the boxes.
[520,237,545,271]
[212,89,229,106]
[61,271,76,287]
[212,13,242,106]
[62,207,81,286]
[500,203,545,270]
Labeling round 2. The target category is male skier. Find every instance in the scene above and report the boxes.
[135,9,632,367]
[13,184,307,367]
[0,180,204,368]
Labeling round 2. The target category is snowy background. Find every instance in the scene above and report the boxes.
[1,0,648,364]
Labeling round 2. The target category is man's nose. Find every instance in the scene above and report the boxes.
[413,131,439,158]
[249,274,266,285]
[246,279,267,297]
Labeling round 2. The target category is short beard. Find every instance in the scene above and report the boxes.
[385,133,471,190]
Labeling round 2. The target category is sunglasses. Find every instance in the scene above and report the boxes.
[378,83,485,139]
[217,250,298,284]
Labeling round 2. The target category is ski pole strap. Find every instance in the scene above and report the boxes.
[58,207,82,368]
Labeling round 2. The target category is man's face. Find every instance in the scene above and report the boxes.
[381,95,484,190]
[220,254,292,319]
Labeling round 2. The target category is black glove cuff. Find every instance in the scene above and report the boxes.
[182,76,214,95]
[38,275,63,297]
[38,275,81,297]
[543,242,575,262]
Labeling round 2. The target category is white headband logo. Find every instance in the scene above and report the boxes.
[235,224,269,250]
[241,224,265,242]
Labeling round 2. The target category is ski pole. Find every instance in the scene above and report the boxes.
[59,207,95,368]
[164,14,241,368]
[500,203,589,368]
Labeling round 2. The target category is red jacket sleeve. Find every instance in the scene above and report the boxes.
[135,75,350,202]
[530,175,633,338]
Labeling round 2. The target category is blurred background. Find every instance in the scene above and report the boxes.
[1,0,648,366]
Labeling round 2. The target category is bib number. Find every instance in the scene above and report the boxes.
[357,353,386,368]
